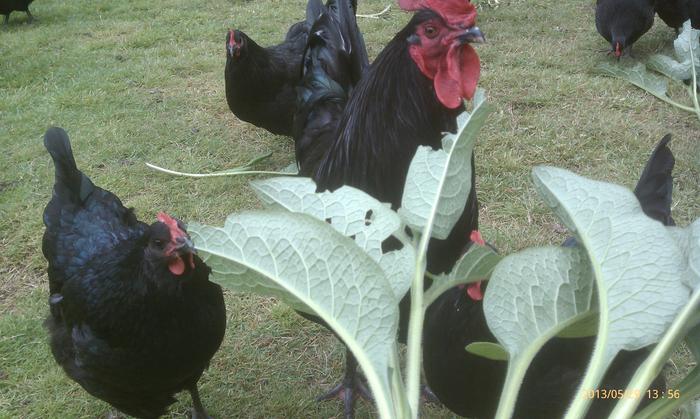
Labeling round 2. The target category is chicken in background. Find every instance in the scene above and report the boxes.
[596,0,655,58]
[42,127,226,419]
[689,0,700,28]
[293,0,484,416]
[224,0,326,136]
[654,0,690,33]
[1,0,34,25]
[423,135,674,418]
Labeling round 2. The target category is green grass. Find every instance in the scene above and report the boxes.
[0,0,698,417]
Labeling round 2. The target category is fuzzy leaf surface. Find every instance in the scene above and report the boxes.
[532,166,689,357]
[648,21,700,82]
[597,62,670,98]
[251,177,414,301]
[189,211,399,416]
[398,89,491,239]
[484,246,594,358]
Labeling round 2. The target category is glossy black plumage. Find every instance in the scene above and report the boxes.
[42,127,226,419]
[423,136,674,418]
[1,0,34,24]
[298,9,477,276]
[596,0,655,56]
[224,0,325,136]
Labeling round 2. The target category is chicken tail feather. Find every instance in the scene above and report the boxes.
[44,127,95,204]
[634,134,675,226]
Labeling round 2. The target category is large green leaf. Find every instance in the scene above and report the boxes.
[597,62,670,98]
[483,246,594,419]
[668,220,700,289]
[597,55,698,115]
[613,218,700,418]
[250,177,414,301]
[648,21,700,82]
[189,211,399,418]
[424,244,501,307]
[398,89,492,239]
[532,166,689,419]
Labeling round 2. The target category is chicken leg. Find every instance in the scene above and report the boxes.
[189,384,212,419]
[317,350,372,419]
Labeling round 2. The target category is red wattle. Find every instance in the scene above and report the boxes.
[467,281,483,301]
[168,257,185,275]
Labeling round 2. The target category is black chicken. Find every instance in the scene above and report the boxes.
[423,135,674,418]
[689,0,700,28]
[596,0,655,58]
[224,0,326,136]
[1,0,34,25]
[294,0,484,416]
[42,127,226,419]
[655,0,690,33]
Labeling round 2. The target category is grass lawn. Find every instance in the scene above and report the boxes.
[1,0,699,417]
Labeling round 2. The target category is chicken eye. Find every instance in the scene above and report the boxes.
[153,239,164,248]
[424,25,438,38]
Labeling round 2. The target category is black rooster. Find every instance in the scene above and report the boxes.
[42,127,226,419]
[224,0,326,136]
[294,0,484,416]
[596,0,655,58]
[1,0,34,25]
[423,135,674,418]
[655,0,690,33]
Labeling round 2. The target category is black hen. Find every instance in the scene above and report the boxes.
[224,0,326,136]
[655,0,690,32]
[689,0,700,28]
[42,127,226,419]
[1,0,34,25]
[423,135,674,418]
[294,0,484,417]
[596,0,655,58]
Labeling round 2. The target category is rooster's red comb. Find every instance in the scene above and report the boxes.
[398,0,477,28]
[157,212,187,240]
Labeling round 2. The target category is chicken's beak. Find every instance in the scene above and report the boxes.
[457,27,485,44]
[173,236,196,254]
[227,43,239,58]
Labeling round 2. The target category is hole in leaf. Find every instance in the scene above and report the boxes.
[382,236,403,253]
[364,210,374,226]
[324,217,332,224]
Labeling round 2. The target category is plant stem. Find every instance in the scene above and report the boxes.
[643,90,697,113]
[610,289,700,419]
[493,353,533,419]
[564,310,610,419]
[145,162,291,178]
[406,231,429,419]
[688,42,700,122]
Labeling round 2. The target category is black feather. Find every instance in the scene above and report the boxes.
[44,127,95,204]
[224,0,324,135]
[0,0,34,24]
[634,134,675,225]
[42,128,226,418]
[596,0,655,55]
[655,0,690,31]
